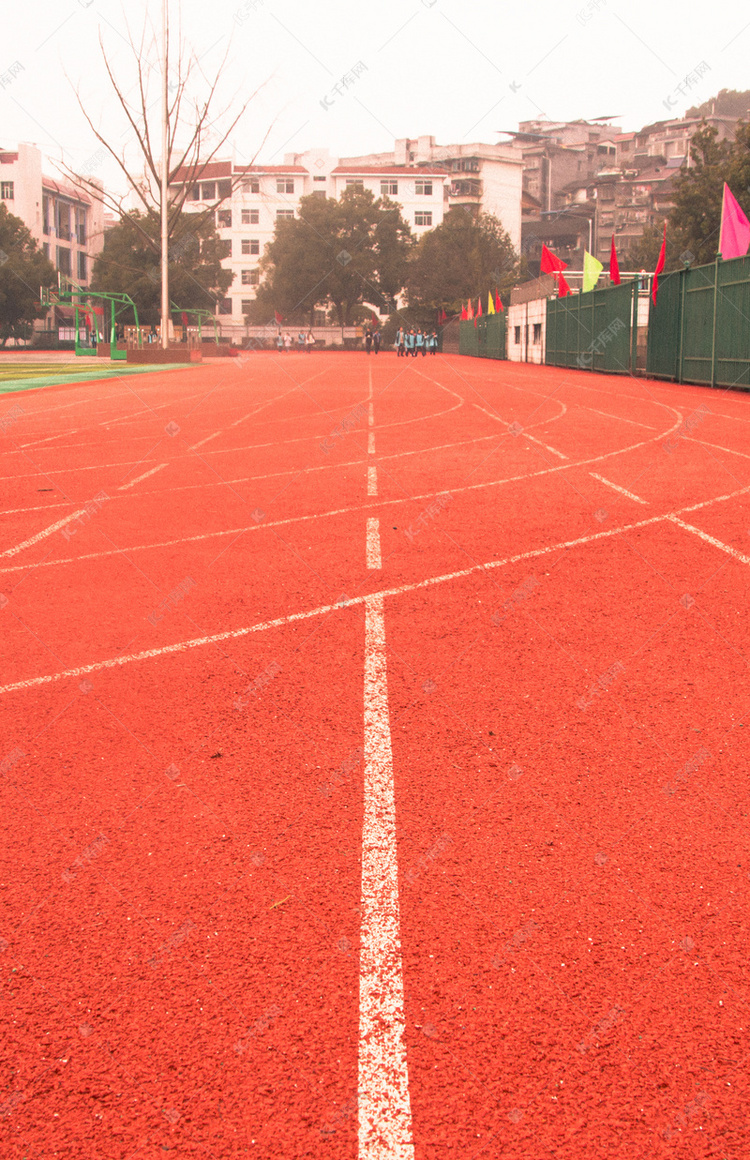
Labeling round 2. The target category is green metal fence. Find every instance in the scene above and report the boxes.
[459,314,506,359]
[545,280,637,374]
[647,254,750,388]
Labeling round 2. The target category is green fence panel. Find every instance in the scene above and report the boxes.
[646,269,681,379]
[459,314,506,359]
[546,281,634,373]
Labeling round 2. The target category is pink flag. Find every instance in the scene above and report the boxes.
[719,183,750,260]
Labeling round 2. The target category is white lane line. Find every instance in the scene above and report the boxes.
[189,431,223,450]
[18,429,81,449]
[687,436,750,461]
[666,515,750,564]
[359,593,414,1160]
[590,472,648,504]
[117,463,168,491]
[0,509,689,696]
[366,517,382,569]
[0,414,690,577]
[368,431,376,454]
[368,402,374,427]
[523,431,568,460]
[367,466,378,497]
[473,402,511,426]
[579,404,656,430]
[0,510,87,558]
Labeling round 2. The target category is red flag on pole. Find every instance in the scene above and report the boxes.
[466,299,474,320]
[274,310,284,324]
[557,271,572,298]
[495,290,504,312]
[609,235,621,285]
[460,302,468,320]
[474,295,483,327]
[540,244,568,274]
[181,312,189,328]
[652,223,667,304]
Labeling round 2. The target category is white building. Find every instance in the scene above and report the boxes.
[0,142,104,288]
[169,149,448,339]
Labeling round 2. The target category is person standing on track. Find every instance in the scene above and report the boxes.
[276,332,284,353]
[365,328,373,355]
[306,330,315,352]
[297,331,306,351]
[416,329,425,357]
[373,329,381,354]
[406,328,416,357]
[429,331,438,354]
[395,326,405,356]
[283,332,293,352]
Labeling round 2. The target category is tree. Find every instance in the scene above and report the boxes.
[668,124,733,266]
[251,187,413,326]
[91,210,232,326]
[686,89,750,120]
[626,223,684,275]
[0,205,57,347]
[406,208,519,319]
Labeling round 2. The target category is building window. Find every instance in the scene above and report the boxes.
[43,196,50,235]
[514,326,521,344]
[414,211,432,227]
[242,209,259,224]
[217,297,233,315]
[242,300,253,314]
[241,269,259,285]
[217,209,232,228]
[56,246,71,276]
[219,239,232,258]
[0,181,14,200]
[241,239,260,255]
[201,182,216,200]
[276,210,294,220]
[533,323,542,344]
[242,179,260,194]
[78,251,87,281]
[56,202,71,241]
[43,242,50,260]
[313,175,326,183]
[415,180,433,196]
[190,184,200,200]
[217,180,232,199]
[381,180,398,196]
[345,179,364,189]
[76,208,86,244]
[276,179,294,194]
[311,190,326,199]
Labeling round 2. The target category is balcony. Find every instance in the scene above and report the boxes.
[449,179,483,200]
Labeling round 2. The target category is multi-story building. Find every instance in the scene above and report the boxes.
[0,142,104,287]
[169,148,450,338]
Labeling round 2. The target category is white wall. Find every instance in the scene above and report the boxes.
[507,298,547,364]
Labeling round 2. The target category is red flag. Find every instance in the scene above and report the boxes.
[473,295,483,327]
[274,310,284,324]
[495,290,504,312]
[557,271,572,298]
[540,244,567,274]
[609,235,621,285]
[181,312,189,327]
[467,298,474,320]
[652,223,667,304]
[460,303,468,320]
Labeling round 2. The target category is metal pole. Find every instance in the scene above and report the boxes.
[710,255,720,387]
[160,0,170,350]
[678,265,688,383]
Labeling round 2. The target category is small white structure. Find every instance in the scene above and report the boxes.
[507,275,556,364]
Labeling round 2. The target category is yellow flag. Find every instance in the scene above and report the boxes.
[487,290,495,315]
[582,250,603,293]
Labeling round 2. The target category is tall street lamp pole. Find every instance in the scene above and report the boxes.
[160,0,170,350]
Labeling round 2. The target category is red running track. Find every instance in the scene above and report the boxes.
[0,352,749,1159]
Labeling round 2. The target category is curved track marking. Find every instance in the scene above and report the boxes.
[3,480,749,697]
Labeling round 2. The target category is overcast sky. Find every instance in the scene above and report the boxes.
[2,0,749,193]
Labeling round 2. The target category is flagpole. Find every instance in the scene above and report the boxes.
[160,0,170,350]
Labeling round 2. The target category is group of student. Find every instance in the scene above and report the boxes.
[276,331,316,352]
[394,327,439,356]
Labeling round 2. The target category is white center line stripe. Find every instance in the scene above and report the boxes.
[118,463,168,491]
[366,517,382,569]
[368,431,376,455]
[0,510,87,558]
[368,402,375,427]
[367,466,378,497]
[524,431,568,460]
[360,593,414,1160]
[189,431,222,449]
[666,515,750,564]
[590,472,648,504]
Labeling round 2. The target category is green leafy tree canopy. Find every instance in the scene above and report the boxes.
[91,209,232,325]
[250,186,413,326]
[0,204,57,347]
[406,208,519,319]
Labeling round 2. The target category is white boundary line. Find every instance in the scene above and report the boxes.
[590,472,648,504]
[118,463,168,491]
[368,431,376,455]
[366,518,382,569]
[523,431,568,460]
[666,515,750,564]
[359,593,414,1159]
[367,466,378,497]
[0,510,86,558]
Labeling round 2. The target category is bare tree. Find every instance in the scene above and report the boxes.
[60,4,271,346]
